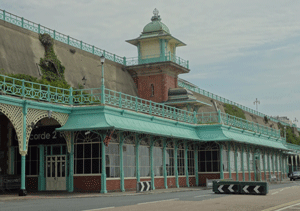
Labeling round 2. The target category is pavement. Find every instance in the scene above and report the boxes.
[0,178,291,202]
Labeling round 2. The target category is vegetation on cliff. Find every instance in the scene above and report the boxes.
[223,103,246,120]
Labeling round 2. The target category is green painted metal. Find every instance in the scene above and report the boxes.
[248,146,251,181]
[272,152,275,175]
[263,150,267,181]
[101,134,107,193]
[268,151,271,180]
[194,144,199,185]
[119,132,125,192]
[20,101,28,191]
[135,134,140,182]
[220,144,224,179]
[159,39,166,61]
[0,9,125,65]
[126,52,189,69]
[163,139,167,189]
[228,142,232,179]
[38,145,45,191]
[277,153,279,179]
[150,138,155,190]
[241,145,245,181]
[235,144,238,181]
[184,142,189,187]
[292,155,294,172]
[174,141,179,188]
[101,64,105,104]
[196,124,287,150]
[178,79,295,129]
[68,132,74,192]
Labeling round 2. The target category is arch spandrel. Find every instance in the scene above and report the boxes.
[0,103,24,155]
[26,108,69,153]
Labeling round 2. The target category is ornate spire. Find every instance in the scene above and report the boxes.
[151,8,161,21]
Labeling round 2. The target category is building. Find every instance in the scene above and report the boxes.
[0,8,299,196]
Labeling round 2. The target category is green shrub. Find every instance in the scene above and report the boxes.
[223,103,246,120]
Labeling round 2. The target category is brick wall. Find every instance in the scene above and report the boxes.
[136,73,177,103]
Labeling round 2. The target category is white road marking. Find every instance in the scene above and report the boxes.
[271,191,279,195]
[194,194,210,198]
[82,207,115,211]
[137,198,179,205]
[275,202,300,211]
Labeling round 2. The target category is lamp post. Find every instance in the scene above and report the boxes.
[100,55,105,104]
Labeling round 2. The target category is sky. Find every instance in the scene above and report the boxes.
[1,0,300,126]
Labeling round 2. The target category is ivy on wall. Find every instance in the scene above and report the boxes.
[277,122,300,144]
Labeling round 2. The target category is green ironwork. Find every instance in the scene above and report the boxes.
[235,144,238,181]
[0,9,125,65]
[174,141,179,188]
[184,142,189,187]
[268,151,271,180]
[135,135,140,182]
[277,153,280,179]
[20,101,27,192]
[194,144,199,185]
[220,144,224,179]
[228,142,232,179]
[119,132,125,192]
[241,145,245,181]
[248,145,251,181]
[38,145,45,191]
[178,79,296,129]
[101,134,107,193]
[126,53,189,69]
[68,132,74,192]
[263,150,267,181]
[163,139,167,189]
[150,138,155,190]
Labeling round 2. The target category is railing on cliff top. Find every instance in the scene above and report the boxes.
[0,74,283,139]
[178,80,296,128]
[126,53,189,69]
[0,9,189,69]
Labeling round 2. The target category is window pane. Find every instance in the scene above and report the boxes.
[84,159,92,174]
[92,143,100,158]
[92,159,100,174]
[76,144,83,159]
[84,144,91,159]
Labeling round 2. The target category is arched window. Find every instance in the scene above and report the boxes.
[151,84,154,97]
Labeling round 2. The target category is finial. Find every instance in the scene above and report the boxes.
[153,8,159,17]
[151,8,161,21]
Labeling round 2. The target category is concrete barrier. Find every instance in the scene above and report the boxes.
[213,180,268,195]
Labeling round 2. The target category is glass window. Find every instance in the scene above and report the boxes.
[198,142,219,172]
[177,148,185,176]
[230,150,235,172]
[223,149,228,172]
[14,146,39,175]
[105,143,120,178]
[123,144,136,178]
[74,131,101,174]
[188,150,195,176]
[153,147,163,176]
[139,145,150,177]
[243,150,248,171]
[166,148,174,176]
[237,149,242,171]
[249,151,254,171]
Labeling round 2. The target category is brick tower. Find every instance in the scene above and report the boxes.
[126,8,190,103]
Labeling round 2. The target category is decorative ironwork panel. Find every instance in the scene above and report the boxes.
[0,103,23,154]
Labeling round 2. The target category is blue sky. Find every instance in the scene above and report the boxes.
[2,0,300,126]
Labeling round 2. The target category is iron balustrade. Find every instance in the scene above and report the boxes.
[178,80,296,128]
[0,73,285,139]
[0,9,189,70]
[0,9,125,66]
[126,52,189,69]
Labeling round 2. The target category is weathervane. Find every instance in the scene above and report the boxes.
[253,98,260,111]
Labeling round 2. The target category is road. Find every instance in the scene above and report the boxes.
[1,181,300,211]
